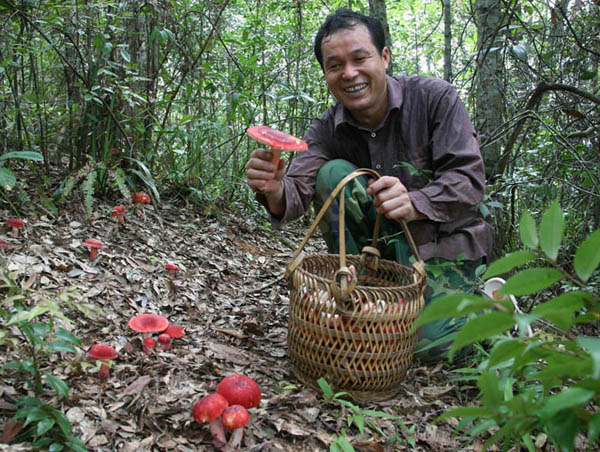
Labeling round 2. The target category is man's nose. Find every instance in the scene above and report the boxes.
[341,63,359,80]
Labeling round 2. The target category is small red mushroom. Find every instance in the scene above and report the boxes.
[111,205,128,226]
[165,324,185,339]
[87,344,117,378]
[142,336,156,355]
[193,393,229,445]
[165,263,180,276]
[221,405,250,449]
[6,218,24,237]
[157,333,172,351]
[217,374,261,409]
[246,126,307,177]
[131,192,151,216]
[83,238,104,260]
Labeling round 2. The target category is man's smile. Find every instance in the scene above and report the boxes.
[344,83,368,93]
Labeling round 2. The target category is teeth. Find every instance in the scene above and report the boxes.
[345,84,367,93]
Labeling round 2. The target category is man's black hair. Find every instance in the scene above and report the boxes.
[314,8,386,70]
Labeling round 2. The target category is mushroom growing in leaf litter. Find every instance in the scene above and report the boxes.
[83,238,104,260]
[157,333,172,351]
[221,405,250,449]
[87,344,117,378]
[131,192,151,216]
[165,263,180,276]
[217,374,261,409]
[111,205,128,226]
[128,313,169,336]
[5,219,24,237]
[193,393,229,445]
[246,126,307,177]
[142,337,156,355]
[165,324,185,339]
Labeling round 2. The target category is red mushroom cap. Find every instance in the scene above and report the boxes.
[0,240,6,247]
[131,192,151,204]
[192,393,229,423]
[165,263,180,272]
[87,344,117,360]
[157,333,171,345]
[111,205,128,216]
[165,324,185,339]
[221,405,250,431]
[246,126,307,151]
[217,375,261,409]
[128,313,169,333]
[143,337,156,349]
[6,218,24,228]
[83,238,104,249]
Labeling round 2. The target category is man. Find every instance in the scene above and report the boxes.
[245,8,494,363]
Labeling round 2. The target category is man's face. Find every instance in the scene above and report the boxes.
[321,24,390,128]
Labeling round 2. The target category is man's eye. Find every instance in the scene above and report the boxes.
[327,64,340,71]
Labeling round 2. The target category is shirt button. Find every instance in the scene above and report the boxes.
[371,132,376,138]
[375,164,381,170]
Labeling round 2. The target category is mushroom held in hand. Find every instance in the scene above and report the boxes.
[83,238,104,260]
[87,344,117,378]
[192,393,229,444]
[246,126,307,176]
[217,374,261,409]
[222,404,250,449]
[6,219,24,237]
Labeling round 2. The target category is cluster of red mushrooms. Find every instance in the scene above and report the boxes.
[193,374,261,449]
[86,313,185,378]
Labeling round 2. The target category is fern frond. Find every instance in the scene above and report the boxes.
[111,168,131,202]
[61,177,75,201]
[82,170,97,218]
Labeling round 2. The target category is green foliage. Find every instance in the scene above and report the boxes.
[416,202,600,451]
[317,378,416,450]
[0,269,93,450]
[0,151,44,191]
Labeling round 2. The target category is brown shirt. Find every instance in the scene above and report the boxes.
[261,75,494,261]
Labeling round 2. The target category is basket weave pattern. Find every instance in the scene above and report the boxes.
[286,169,426,400]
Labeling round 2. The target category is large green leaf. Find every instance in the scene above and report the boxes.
[573,230,600,283]
[539,200,564,261]
[577,336,600,379]
[537,387,594,420]
[482,250,537,279]
[520,210,538,249]
[0,151,44,161]
[0,167,16,189]
[499,268,563,296]
[487,338,527,368]
[44,374,70,398]
[531,291,590,331]
[414,293,492,327]
[451,312,515,359]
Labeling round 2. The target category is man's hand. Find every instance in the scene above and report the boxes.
[366,176,426,223]
[245,148,286,216]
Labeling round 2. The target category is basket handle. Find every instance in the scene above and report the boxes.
[285,169,423,292]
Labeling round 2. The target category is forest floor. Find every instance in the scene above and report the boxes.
[0,189,565,452]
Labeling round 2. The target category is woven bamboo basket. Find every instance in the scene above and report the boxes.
[285,169,427,401]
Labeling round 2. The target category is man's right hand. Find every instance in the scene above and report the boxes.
[245,148,286,216]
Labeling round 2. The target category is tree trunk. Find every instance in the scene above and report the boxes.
[475,0,505,179]
[368,0,392,72]
[443,0,452,82]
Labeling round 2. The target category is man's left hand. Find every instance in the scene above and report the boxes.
[366,176,426,223]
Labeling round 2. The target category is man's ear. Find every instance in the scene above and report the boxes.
[381,46,390,69]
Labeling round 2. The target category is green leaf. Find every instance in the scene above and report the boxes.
[36,417,56,436]
[520,210,538,249]
[482,250,537,279]
[44,374,70,398]
[487,338,526,368]
[451,312,515,359]
[499,268,563,296]
[435,406,493,421]
[537,387,594,420]
[414,293,492,327]
[539,200,564,261]
[336,435,355,452]
[48,340,77,353]
[588,411,600,445]
[317,378,333,400]
[0,151,44,161]
[53,328,81,346]
[0,166,16,189]
[573,230,600,283]
[577,336,600,379]
[531,291,590,331]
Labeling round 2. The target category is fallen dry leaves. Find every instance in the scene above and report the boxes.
[1,197,484,451]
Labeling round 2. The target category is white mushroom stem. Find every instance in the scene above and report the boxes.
[229,427,244,448]
[209,418,226,444]
[270,148,281,176]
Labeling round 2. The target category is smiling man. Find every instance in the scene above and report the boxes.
[245,8,494,363]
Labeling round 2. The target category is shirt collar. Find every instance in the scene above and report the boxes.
[333,75,404,132]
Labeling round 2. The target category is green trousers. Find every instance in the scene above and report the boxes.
[314,159,479,364]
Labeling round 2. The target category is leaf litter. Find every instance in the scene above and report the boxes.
[0,198,486,451]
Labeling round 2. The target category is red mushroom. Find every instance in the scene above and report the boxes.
[217,374,261,409]
[246,126,307,177]
[157,333,172,351]
[129,313,169,339]
[142,336,156,355]
[131,192,151,216]
[165,263,180,276]
[193,393,229,445]
[165,324,185,339]
[221,405,250,449]
[111,205,128,226]
[0,240,6,249]
[87,344,117,378]
[6,218,24,237]
[83,238,104,260]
